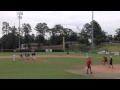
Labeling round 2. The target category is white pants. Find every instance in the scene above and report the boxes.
[13,58,15,61]
[32,56,36,60]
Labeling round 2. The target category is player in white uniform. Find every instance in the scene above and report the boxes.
[86,52,88,60]
[13,54,16,62]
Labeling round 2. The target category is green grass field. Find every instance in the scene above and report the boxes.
[101,43,120,51]
[0,52,120,79]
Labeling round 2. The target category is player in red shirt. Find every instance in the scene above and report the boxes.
[86,57,92,74]
[103,56,108,65]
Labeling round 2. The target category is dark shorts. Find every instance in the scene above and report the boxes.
[87,65,91,68]
[110,62,112,65]
[104,60,107,62]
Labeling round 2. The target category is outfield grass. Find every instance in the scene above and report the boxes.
[0,52,120,79]
[0,52,87,56]
[101,43,120,52]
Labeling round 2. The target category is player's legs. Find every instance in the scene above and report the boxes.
[22,56,24,60]
[28,56,29,60]
[86,66,89,74]
[13,58,15,62]
[104,60,107,65]
[34,55,36,60]
[109,62,113,68]
[104,60,105,65]
[89,66,92,74]
[33,55,35,60]
[20,56,22,60]
[112,65,113,68]
[111,63,113,68]
[86,65,92,74]
[32,55,34,60]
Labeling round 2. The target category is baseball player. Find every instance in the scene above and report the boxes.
[86,57,92,74]
[13,54,16,62]
[86,52,88,60]
[109,56,113,68]
[103,56,108,65]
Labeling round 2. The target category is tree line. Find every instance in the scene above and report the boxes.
[0,20,120,49]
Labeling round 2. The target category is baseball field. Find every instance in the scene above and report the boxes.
[0,52,120,79]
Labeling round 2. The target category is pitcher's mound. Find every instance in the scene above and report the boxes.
[84,64,120,74]
[66,64,120,79]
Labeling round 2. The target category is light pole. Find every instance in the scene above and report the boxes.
[63,36,65,52]
[17,11,23,49]
[92,11,94,53]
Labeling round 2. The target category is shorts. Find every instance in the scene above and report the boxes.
[87,65,91,68]
[110,62,112,65]
[104,60,107,62]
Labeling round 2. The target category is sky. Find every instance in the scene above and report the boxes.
[0,11,120,38]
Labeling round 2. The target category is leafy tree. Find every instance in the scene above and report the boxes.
[2,22,11,35]
[49,25,63,45]
[69,32,78,42]
[11,26,18,48]
[11,26,18,35]
[90,20,107,45]
[35,23,49,36]
[49,25,75,45]
[22,23,32,49]
[106,34,113,43]
[114,28,120,42]
[1,23,19,49]
[79,24,90,45]
[0,38,2,49]
[49,27,63,45]
[65,43,69,54]
[78,20,107,46]
[35,23,49,46]
[35,35,44,48]
[29,33,35,43]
